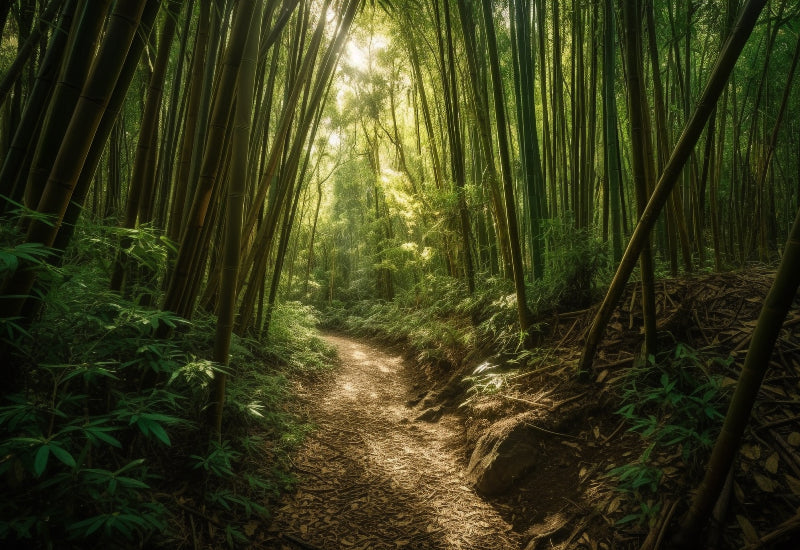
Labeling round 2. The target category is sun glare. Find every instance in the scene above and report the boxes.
[343,34,389,73]
[345,42,369,71]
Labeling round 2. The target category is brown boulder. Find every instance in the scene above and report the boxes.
[466,412,541,495]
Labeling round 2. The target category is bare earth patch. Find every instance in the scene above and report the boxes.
[266,334,521,549]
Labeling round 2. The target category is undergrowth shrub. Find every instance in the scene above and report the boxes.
[265,302,337,372]
[469,279,526,352]
[316,219,611,364]
[0,288,188,544]
[332,275,479,365]
[0,219,335,548]
[533,217,609,312]
[1,207,59,344]
[607,343,732,525]
[319,269,574,365]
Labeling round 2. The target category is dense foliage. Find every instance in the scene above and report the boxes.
[1,0,799,546]
[0,220,334,547]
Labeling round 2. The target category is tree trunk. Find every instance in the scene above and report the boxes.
[1,0,150,324]
[481,0,534,333]
[510,0,546,279]
[23,0,111,214]
[621,0,658,358]
[602,0,623,262]
[578,0,768,375]
[50,0,162,261]
[433,0,474,294]
[0,0,76,212]
[111,0,183,294]
[161,0,247,319]
[0,0,62,108]
[210,0,261,438]
[674,202,800,545]
[455,0,514,279]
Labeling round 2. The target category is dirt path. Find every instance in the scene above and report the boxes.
[266,334,522,549]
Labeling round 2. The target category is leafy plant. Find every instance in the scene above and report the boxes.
[0,230,212,545]
[461,361,511,406]
[535,216,610,311]
[615,499,662,527]
[189,438,271,542]
[608,343,731,524]
[265,301,337,372]
[0,208,58,342]
[191,439,240,478]
[0,371,177,543]
[0,213,337,548]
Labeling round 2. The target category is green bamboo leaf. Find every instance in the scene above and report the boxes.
[148,421,171,446]
[0,251,19,272]
[117,476,150,489]
[86,515,107,536]
[114,458,145,475]
[86,427,122,448]
[617,513,642,525]
[49,444,76,468]
[34,445,50,476]
[141,412,179,423]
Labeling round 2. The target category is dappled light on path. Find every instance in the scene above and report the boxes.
[267,334,520,549]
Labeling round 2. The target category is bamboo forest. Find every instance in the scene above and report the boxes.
[3,0,800,548]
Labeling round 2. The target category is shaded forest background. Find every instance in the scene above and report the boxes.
[1,0,800,547]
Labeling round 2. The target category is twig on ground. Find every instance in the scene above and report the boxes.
[500,393,554,410]
[755,413,800,432]
[555,317,581,349]
[745,510,800,549]
[600,419,627,444]
[639,499,677,550]
[655,501,679,549]
[179,502,224,528]
[522,422,580,440]
[768,428,800,478]
[550,391,588,411]
[596,355,635,370]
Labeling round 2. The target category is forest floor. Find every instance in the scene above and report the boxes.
[265,334,522,549]
[262,268,800,550]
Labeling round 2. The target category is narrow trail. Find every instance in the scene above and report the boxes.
[267,334,522,549]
